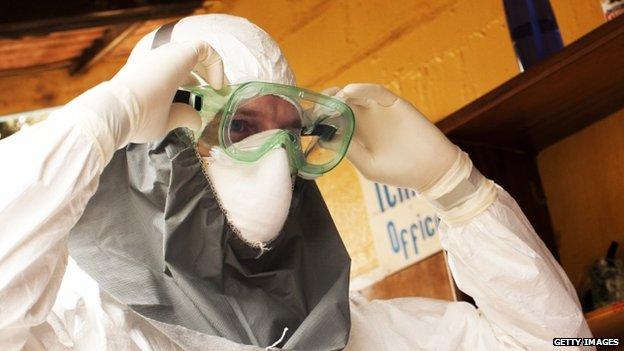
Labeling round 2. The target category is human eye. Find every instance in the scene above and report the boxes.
[229,117,259,143]
[231,118,250,133]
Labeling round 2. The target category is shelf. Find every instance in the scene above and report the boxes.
[586,301,624,339]
[437,15,624,152]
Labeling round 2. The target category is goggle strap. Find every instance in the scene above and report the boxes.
[302,124,337,140]
[173,90,202,111]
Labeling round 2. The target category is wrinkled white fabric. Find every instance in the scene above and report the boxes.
[0,88,593,350]
[205,144,293,248]
[0,12,592,351]
[131,14,295,86]
[346,187,593,351]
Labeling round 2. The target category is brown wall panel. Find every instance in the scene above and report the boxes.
[538,109,624,291]
[361,252,454,301]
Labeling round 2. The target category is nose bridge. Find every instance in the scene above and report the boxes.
[261,94,301,130]
[271,130,296,153]
[263,118,283,131]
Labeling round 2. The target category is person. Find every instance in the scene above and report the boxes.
[0,14,592,351]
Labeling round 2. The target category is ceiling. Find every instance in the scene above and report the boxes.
[0,0,210,77]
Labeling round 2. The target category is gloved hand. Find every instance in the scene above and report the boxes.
[111,40,224,143]
[333,83,459,192]
[332,83,497,223]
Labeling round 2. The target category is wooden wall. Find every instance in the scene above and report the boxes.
[538,109,624,291]
[536,0,623,294]
[361,252,455,301]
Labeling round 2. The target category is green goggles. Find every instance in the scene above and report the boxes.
[175,81,355,179]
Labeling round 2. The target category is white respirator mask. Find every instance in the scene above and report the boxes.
[204,144,293,251]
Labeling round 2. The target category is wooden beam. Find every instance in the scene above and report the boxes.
[0,61,72,78]
[0,40,94,56]
[436,14,624,152]
[0,47,85,71]
[70,23,141,75]
[0,1,204,38]
[0,58,126,114]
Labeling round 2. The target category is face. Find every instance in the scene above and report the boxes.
[203,95,298,249]
[228,95,301,143]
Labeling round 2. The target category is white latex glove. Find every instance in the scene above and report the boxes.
[111,40,224,143]
[332,83,497,223]
[334,83,459,192]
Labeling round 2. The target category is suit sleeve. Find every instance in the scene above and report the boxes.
[0,83,130,350]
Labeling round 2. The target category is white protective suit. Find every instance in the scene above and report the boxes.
[0,14,592,351]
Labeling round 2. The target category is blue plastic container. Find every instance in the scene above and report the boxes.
[503,0,564,71]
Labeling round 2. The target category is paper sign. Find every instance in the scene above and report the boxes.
[357,174,442,278]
